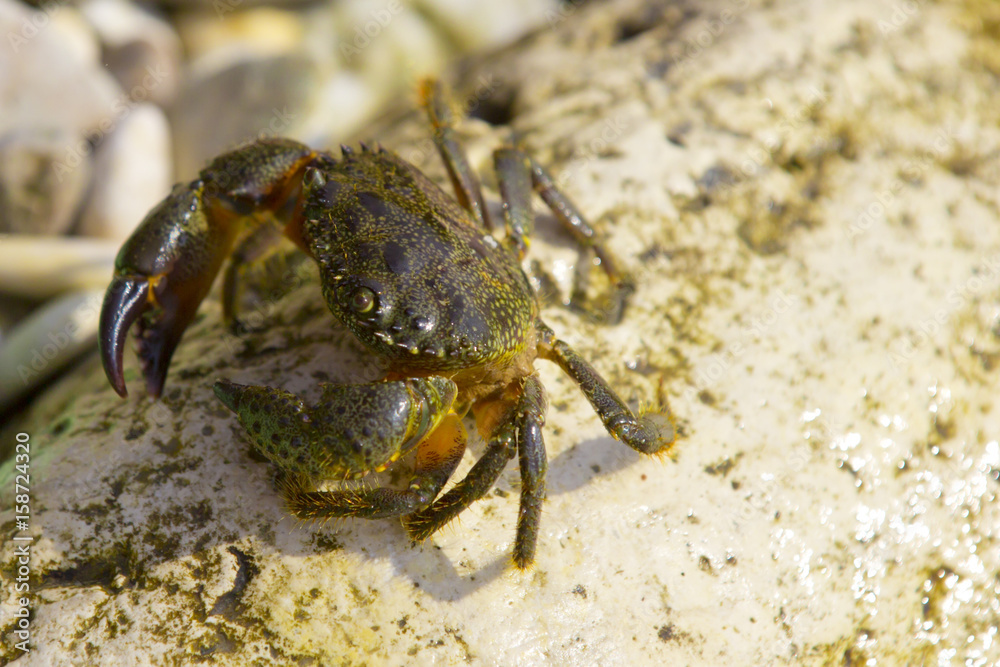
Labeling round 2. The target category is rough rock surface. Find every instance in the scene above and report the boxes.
[3,0,1000,664]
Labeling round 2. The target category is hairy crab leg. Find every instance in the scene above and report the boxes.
[495,146,636,324]
[402,420,517,546]
[492,147,535,259]
[420,78,492,230]
[537,322,676,456]
[99,138,317,397]
[510,375,548,569]
[403,375,549,569]
[220,222,293,333]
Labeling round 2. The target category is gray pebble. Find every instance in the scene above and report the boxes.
[0,127,92,236]
[77,103,173,242]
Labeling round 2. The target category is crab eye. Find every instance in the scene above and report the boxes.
[349,287,376,314]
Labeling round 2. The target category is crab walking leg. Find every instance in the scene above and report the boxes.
[213,377,462,519]
[403,376,549,568]
[493,147,534,259]
[402,419,517,544]
[282,414,468,520]
[516,148,635,323]
[420,78,492,230]
[99,138,317,397]
[511,375,548,569]
[221,222,294,333]
[538,324,676,456]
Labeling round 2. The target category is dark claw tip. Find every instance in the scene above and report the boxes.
[213,379,245,412]
[99,276,151,398]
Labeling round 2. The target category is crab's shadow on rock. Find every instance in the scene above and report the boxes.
[237,426,649,601]
[297,433,646,600]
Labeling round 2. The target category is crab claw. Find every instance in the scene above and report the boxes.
[99,271,199,399]
[99,181,241,398]
[99,138,319,398]
[99,275,151,397]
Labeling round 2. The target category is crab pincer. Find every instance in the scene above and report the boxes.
[99,139,318,398]
[100,182,230,398]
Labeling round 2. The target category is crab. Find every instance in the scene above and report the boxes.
[99,79,676,568]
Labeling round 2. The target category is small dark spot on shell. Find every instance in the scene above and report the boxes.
[382,241,410,275]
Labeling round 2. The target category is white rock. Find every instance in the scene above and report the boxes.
[297,3,450,146]
[331,1,449,81]
[47,4,102,65]
[0,0,130,239]
[296,71,380,148]
[0,288,103,413]
[0,126,92,236]
[173,6,305,63]
[0,0,122,139]
[0,236,118,299]
[77,103,173,242]
[413,0,560,50]
[80,0,183,106]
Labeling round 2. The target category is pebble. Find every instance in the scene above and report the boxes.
[0,287,103,414]
[0,0,128,237]
[412,0,560,50]
[77,103,173,242]
[0,126,92,236]
[0,293,34,348]
[172,53,317,179]
[333,2,450,93]
[149,0,305,7]
[80,0,183,107]
[0,0,122,139]
[0,236,118,299]
[296,71,380,148]
[174,6,305,63]
[48,3,102,65]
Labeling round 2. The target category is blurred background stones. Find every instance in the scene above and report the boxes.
[0,0,559,415]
